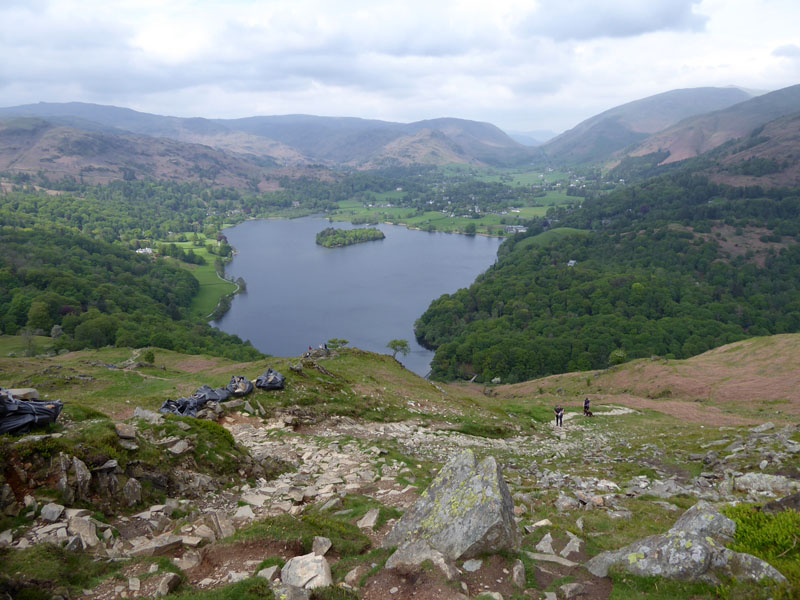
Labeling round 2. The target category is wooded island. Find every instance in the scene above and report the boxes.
[316,227,385,247]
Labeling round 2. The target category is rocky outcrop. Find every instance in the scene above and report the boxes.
[586,501,786,585]
[383,449,518,573]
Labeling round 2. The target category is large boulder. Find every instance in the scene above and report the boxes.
[586,502,786,586]
[383,450,518,566]
[281,552,332,589]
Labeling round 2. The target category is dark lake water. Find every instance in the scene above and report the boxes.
[213,218,503,375]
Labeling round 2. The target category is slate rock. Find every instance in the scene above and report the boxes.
[555,494,581,512]
[384,539,459,580]
[281,552,332,589]
[41,502,65,523]
[383,450,518,561]
[669,501,735,543]
[312,536,332,556]
[67,517,99,548]
[270,582,310,600]
[257,565,281,581]
[356,508,379,529]
[115,423,137,440]
[133,407,164,425]
[761,492,800,515]
[122,478,142,507]
[734,473,799,496]
[155,572,181,597]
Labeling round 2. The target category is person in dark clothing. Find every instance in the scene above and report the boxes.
[584,397,591,416]
[554,405,564,426]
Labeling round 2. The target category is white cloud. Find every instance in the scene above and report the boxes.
[0,0,797,132]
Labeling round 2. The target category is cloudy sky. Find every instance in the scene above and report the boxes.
[1,0,799,135]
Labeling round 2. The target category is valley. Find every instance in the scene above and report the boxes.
[1,84,799,600]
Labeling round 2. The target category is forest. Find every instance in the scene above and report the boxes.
[415,174,800,382]
[0,227,262,360]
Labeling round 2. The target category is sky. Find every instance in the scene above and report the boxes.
[1,0,799,135]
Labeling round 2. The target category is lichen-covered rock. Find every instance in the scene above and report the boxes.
[383,449,518,561]
[668,501,735,543]
[122,478,142,507]
[384,539,459,580]
[586,502,787,586]
[734,473,800,496]
[72,457,91,500]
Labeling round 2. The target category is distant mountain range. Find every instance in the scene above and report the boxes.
[0,103,539,185]
[1,84,799,188]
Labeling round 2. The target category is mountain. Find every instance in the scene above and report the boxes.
[625,84,800,165]
[0,102,535,169]
[0,117,272,188]
[541,87,754,164]
[506,129,558,146]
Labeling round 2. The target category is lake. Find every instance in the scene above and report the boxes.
[213,217,503,375]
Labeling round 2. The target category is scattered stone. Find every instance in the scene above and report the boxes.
[128,578,140,592]
[344,566,366,587]
[133,407,164,425]
[270,582,310,600]
[535,533,555,554]
[41,502,65,523]
[511,559,525,588]
[463,558,482,572]
[68,517,99,548]
[312,536,332,556]
[524,552,578,568]
[73,457,91,500]
[0,530,13,546]
[750,422,775,433]
[356,508,379,530]
[115,423,137,440]
[734,473,799,496]
[257,565,281,581]
[167,439,191,455]
[281,552,333,589]
[228,571,249,583]
[8,388,39,400]
[122,478,142,507]
[234,504,255,521]
[128,534,182,557]
[559,531,583,558]
[555,494,581,512]
[560,582,585,599]
[761,492,800,515]
[155,573,180,597]
[174,550,202,570]
[383,450,518,563]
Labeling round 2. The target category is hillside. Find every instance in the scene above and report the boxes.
[0,118,274,188]
[626,84,800,164]
[541,87,753,164]
[0,339,797,599]
[0,103,536,169]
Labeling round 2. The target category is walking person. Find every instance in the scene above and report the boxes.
[584,397,591,416]
[554,405,564,427]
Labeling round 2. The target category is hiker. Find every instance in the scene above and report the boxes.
[554,405,564,427]
[584,397,591,416]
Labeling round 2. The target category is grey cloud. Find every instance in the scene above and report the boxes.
[517,0,708,41]
[773,44,800,58]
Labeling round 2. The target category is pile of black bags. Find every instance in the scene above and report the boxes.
[0,388,64,435]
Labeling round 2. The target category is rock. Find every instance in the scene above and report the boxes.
[463,558,482,572]
[0,529,13,546]
[270,582,310,600]
[750,422,775,433]
[535,532,555,554]
[383,450,518,561]
[128,577,140,592]
[356,508,379,530]
[761,492,800,515]
[524,552,579,568]
[560,532,583,558]
[234,504,255,521]
[174,550,202,570]
[241,492,268,507]
[228,571,249,583]
[560,582,585,598]
[167,439,191,455]
[134,407,164,425]
[312,536,332,556]
[122,478,142,507]
[511,559,526,588]
[128,534,182,557]
[734,473,799,496]
[281,552,333,589]
[73,457,91,500]
[119,439,139,451]
[319,497,342,511]
[586,502,787,585]
[669,501,735,543]
[115,423,137,440]
[41,502,65,522]
[555,494,581,512]
[344,565,366,587]
[155,572,180,597]
[385,539,460,580]
[257,565,281,581]
[8,388,39,400]
[206,511,235,540]
[67,518,99,548]
[194,524,216,543]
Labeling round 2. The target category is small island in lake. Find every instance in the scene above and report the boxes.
[316,227,385,247]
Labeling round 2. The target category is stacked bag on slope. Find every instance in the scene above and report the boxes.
[159,375,255,417]
[0,388,64,435]
[256,368,285,390]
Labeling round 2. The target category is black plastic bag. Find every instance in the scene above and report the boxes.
[159,384,222,417]
[0,388,64,435]
[256,369,285,390]
[225,375,254,397]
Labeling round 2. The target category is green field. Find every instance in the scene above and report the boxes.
[515,227,589,249]
[162,238,237,319]
[0,334,53,357]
